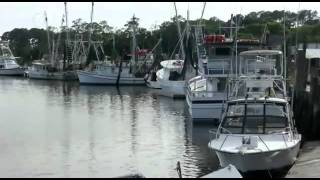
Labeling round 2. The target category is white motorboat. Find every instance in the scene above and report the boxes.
[0,41,24,76]
[156,59,186,98]
[208,49,301,172]
[208,97,301,172]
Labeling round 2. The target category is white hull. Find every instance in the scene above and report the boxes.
[28,71,78,80]
[186,95,223,120]
[77,71,145,85]
[214,142,300,172]
[158,79,186,98]
[0,67,24,76]
[145,80,161,89]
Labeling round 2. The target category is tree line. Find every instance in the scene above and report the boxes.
[1,9,320,65]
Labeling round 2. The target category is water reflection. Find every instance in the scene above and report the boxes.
[0,77,219,178]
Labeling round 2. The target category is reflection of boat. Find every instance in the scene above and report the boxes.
[208,50,301,172]
[0,41,24,76]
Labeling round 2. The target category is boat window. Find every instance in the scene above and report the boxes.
[246,104,263,116]
[222,117,243,134]
[265,103,286,117]
[222,102,288,134]
[244,116,264,134]
[215,48,230,56]
[226,104,245,117]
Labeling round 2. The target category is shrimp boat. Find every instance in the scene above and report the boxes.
[27,4,84,81]
[156,59,185,96]
[77,15,152,85]
[208,50,301,172]
[156,4,197,98]
[186,18,261,121]
[0,41,24,76]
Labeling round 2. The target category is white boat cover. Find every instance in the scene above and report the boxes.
[306,49,320,59]
[200,164,242,178]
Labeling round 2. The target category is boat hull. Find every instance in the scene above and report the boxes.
[158,79,185,98]
[186,94,224,120]
[77,70,146,85]
[214,142,301,172]
[28,71,78,80]
[145,80,161,89]
[0,67,24,76]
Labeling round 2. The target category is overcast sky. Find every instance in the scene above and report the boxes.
[0,2,319,35]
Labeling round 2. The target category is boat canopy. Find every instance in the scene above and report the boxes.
[222,98,289,134]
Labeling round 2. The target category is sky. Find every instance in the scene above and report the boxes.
[0,2,319,35]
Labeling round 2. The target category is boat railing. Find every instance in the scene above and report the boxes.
[209,129,293,151]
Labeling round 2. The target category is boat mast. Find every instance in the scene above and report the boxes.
[283,9,287,88]
[173,2,185,60]
[44,11,53,66]
[130,15,138,75]
[64,2,70,67]
[64,2,70,44]
[235,14,239,77]
[53,14,65,69]
[88,2,94,53]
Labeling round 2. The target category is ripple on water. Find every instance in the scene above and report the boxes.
[0,78,220,177]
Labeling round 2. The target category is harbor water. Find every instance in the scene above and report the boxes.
[0,76,219,178]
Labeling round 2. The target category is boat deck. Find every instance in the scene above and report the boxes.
[286,141,320,178]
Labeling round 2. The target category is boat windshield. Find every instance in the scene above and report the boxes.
[221,101,288,134]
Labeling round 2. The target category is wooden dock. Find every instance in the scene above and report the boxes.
[286,141,320,178]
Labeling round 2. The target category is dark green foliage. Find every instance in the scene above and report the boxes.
[2,9,320,65]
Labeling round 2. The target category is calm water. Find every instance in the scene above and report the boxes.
[0,76,220,178]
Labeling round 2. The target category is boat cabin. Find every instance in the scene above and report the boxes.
[221,98,290,135]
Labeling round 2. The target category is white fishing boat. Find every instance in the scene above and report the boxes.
[28,4,84,81]
[78,15,152,85]
[0,41,24,76]
[156,59,186,97]
[156,3,197,98]
[78,60,147,85]
[27,60,78,80]
[208,50,301,172]
[186,17,261,121]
